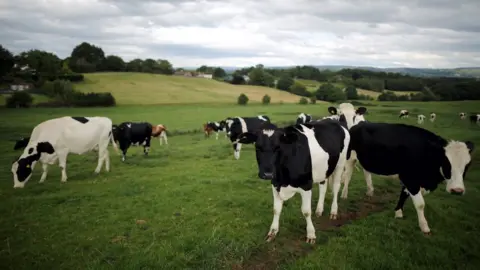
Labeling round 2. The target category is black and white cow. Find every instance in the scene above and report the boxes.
[112,122,153,162]
[399,109,409,118]
[459,112,466,120]
[430,112,436,122]
[225,116,271,159]
[296,113,312,125]
[343,121,474,234]
[203,121,227,140]
[469,113,480,125]
[11,116,118,188]
[236,119,351,243]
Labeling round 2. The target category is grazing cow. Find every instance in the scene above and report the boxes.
[203,121,227,140]
[112,122,153,162]
[459,112,466,120]
[152,124,168,145]
[344,121,474,234]
[430,113,436,122]
[226,116,271,159]
[11,116,118,188]
[328,106,338,115]
[236,119,351,243]
[296,113,312,125]
[469,114,480,125]
[417,114,426,124]
[399,109,409,118]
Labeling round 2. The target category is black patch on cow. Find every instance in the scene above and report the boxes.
[13,137,30,150]
[71,117,89,124]
[328,106,338,115]
[28,147,33,154]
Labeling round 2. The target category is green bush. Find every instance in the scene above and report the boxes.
[299,97,308,104]
[310,96,317,104]
[262,94,271,105]
[6,91,34,108]
[237,93,249,105]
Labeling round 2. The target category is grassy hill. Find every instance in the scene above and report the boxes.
[296,79,418,98]
[74,72,310,105]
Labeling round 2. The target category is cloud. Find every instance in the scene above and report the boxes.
[1,0,479,68]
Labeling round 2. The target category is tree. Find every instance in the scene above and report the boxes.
[344,85,359,99]
[16,49,62,74]
[315,83,345,102]
[0,45,14,78]
[299,97,308,104]
[237,93,249,105]
[69,42,106,72]
[156,59,174,75]
[103,55,125,71]
[310,96,317,104]
[6,92,34,108]
[248,65,275,87]
[290,81,310,97]
[213,67,226,79]
[276,75,294,91]
[126,59,144,72]
[262,94,271,105]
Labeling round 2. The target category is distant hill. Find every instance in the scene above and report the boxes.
[73,72,312,105]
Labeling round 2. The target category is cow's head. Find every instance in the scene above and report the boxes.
[11,141,55,188]
[442,140,474,195]
[112,124,120,142]
[336,103,367,129]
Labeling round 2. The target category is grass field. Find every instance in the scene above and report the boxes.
[296,79,418,98]
[74,73,308,105]
[1,101,479,270]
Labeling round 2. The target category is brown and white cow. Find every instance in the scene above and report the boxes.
[152,124,168,145]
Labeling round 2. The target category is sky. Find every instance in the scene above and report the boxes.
[1,0,479,68]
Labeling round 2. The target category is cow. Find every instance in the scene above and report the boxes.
[112,122,153,162]
[235,119,351,243]
[459,112,466,120]
[417,114,426,124]
[226,116,271,159]
[11,116,118,188]
[152,124,168,145]
[430,113,436,122]
[203,121,227,140]
[296,113,312,125]
[343,121,474,234]
[399,110,409,118]
[469,114,480,125]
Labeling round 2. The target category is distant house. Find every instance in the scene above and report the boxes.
[10,83,31,92]
[196,72,213,79]
[242,75,250,82]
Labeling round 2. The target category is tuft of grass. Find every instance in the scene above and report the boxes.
[0,101,479,270]
[74,72,311,105]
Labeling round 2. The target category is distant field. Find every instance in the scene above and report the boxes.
[1,101,479,269]
[295,79,419,98]
[74,72,311,105]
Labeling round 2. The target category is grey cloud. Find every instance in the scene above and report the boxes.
[144,44,268,58]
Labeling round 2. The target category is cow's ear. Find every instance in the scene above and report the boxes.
[356,107,367,115]
[238,132,257,144]
[36,142,55,154]
[465,141,475,153]
[328,107,338,115]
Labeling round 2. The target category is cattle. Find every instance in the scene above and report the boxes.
[11,116,118,188]
[203,121,227,140]
[469,114,480,125]
[417,114,426,124]
[399,110,409,118]
[459,112,466,120]
[112,122,153,162]
[236,119,351,243]
[430,113,436,122]
[226,116,271,159]
[152,124,168,145]
[343,121,474,234]
[296,113,312,125]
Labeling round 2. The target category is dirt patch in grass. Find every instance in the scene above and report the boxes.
[231,188,398,270]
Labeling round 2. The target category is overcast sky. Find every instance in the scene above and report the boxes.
[1,0,479,68]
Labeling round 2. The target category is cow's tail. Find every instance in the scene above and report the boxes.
[110,130,120,155]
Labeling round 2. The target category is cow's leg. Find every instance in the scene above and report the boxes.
[39,162,48,183]
[144,137,151,156]
[57,151,68,183]
[329,163,346,220]
[340,154,357,199]
[94,146,107,174]
[299,188,315,244]
[394,186,409,218]
[215,132,219,140]
[104,149,110,172]
[363,169,374,196]
[233,143,242,160]
[160,132,168,145]
[121,142,130,162]
[409,189,431,234]
[266,185,284,242]
[315,180,327,217]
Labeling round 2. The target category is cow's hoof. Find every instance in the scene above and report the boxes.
[306,237,316,244]
[329,213,338,220]
[265,230,278,242]
[423,231,432,236]
[315,210,323,217]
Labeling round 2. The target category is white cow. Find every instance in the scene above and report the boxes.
[399,110,409,118]
[459,112,466,120]
[11,116,118,188]
[417,114,426,124]
[430,113,436,122]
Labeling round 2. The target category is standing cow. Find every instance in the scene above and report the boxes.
[11,116,118,188]
[152,124,168,145]
[459,112,466,120]
[236,119,350,243]
[430,113,436,122]
[203,121,227,140]
[469,114,480,125]
[399,110,409,118]
[226,116,271,159]
[112,122,153,162]
[417,114,426,124]
[343,121,474,234]
[296,113,312,125]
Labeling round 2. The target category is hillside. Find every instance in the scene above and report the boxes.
[74,72,310,105]
[296,79,418,98]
